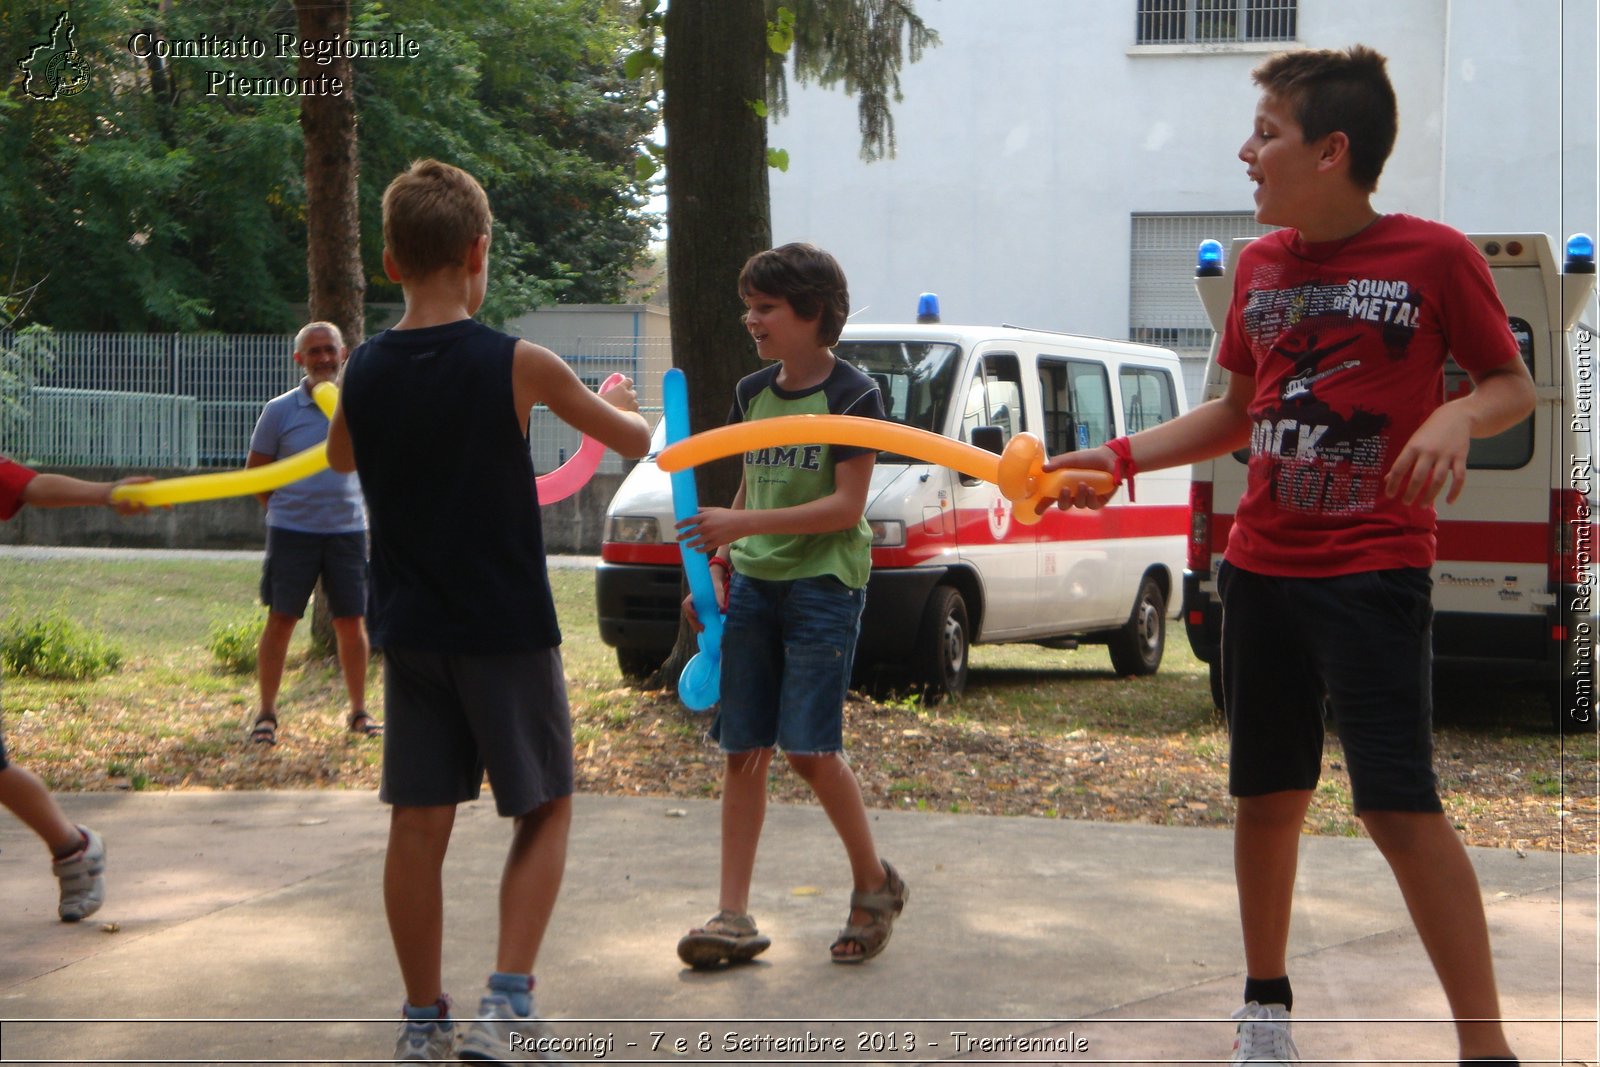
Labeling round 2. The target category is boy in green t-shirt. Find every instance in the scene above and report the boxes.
[675,243,908,967]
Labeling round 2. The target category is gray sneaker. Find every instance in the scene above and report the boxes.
[458,993,568,1063]
[1229,1001,1299,1064]
[393,1016,455,1062]
[52,826,105,923]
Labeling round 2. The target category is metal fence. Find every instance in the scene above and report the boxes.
[0,330,672,473]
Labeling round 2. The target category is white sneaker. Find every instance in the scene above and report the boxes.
[392,1016,455,1062]
[458,993,568,1063]
[52,826,105,922]
[1230,1001,1299,1064]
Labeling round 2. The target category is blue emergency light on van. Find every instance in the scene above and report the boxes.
[917,292,941,323]
[1196,239,1225,277]
[1566,233,1596,274]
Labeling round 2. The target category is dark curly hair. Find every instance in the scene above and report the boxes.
[738,243,851,347]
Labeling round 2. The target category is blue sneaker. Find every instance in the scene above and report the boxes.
[52,827,105,923]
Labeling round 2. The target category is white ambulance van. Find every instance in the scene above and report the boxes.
[596,311,1193,699]
[1182,232,1598,730]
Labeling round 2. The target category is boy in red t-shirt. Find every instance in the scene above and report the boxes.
[1044,46,1533,1067]
[1,456,148,922]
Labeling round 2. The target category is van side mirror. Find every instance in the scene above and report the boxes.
[963,426,1005,485]
[971,426,1005,454]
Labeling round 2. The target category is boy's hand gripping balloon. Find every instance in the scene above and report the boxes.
[535,373,627,505]
[657,416,1115,525]
[663,368,724,712]
[111,382,343,507]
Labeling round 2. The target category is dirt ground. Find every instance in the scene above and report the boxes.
[574,690,1599,856]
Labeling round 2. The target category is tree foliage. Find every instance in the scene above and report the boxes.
[767,0,939,161]
[0,0,657,333]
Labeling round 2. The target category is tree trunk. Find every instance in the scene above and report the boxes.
[296,0,364,657]
[650,0,774,691]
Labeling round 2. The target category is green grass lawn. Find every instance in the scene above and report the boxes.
[0,555,1589,854]
[0,558,624,791]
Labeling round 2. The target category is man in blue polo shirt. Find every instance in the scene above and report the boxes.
[245,321,376,745]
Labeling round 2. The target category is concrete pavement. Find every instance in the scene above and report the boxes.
[0,790,1594,1066]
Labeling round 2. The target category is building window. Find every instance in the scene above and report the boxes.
[1136,0,1297,45]
[1128,212,1277,402]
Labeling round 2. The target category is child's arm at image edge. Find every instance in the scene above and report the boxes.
[22,473,151,513]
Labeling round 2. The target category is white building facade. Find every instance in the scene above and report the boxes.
[768,0,1599,401]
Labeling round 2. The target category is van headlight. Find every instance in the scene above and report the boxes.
[606,515,662,544]
[869,519,905,547]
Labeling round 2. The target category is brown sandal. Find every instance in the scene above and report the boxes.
[676,910,771,969]
[248,714,277,746]
[347,711,383,738]
[830,859,909,964]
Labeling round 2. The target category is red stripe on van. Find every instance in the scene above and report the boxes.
[1035,504,1190,539]
[600,542,681,565]
[1206,515,1546,564]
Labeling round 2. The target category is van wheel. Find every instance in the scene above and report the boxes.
[917,585,970,701]
[617,646,668,680]
[1108,574,1166,676]
[1208,657,1225,713]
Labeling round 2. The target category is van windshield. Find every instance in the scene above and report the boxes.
[835,341,962,458]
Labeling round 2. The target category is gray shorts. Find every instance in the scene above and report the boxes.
[260,527,368,618]
[379,646,573,817]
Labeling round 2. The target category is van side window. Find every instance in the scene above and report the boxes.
[1039,357,1113,454]
[1119,366,1179,434]
[960,354,1026,446]
[1445,317,1536,470]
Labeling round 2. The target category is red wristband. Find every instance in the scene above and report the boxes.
[1104,436,1137,502]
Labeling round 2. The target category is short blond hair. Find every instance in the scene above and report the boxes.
[381,159,493,279]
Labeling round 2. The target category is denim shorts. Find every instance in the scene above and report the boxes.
[712,573,865,755]
[260,527,368,618]
[1218,560,1440,813]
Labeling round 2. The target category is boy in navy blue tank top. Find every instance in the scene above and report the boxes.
[328,159,650,1063]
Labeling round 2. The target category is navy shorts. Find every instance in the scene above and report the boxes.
[260,527,368,618]
[1218,561,1441,813]
[712,573,865,755]
[379,645,573,817]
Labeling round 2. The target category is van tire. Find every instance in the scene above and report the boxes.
[617,646,668,680]
[1208,657,1225,713]
[917,585,970,701]
[1108,574,1166,677]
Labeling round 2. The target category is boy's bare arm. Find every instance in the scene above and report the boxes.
[22,473,151,513]
[1044,370,1256,509]
[677,452,875,554]
[326,406,356,474]
[512,340,651,458]
[1384,356,1536,506]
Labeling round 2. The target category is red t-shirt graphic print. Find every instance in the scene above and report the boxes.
[1217,214,1521,577]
